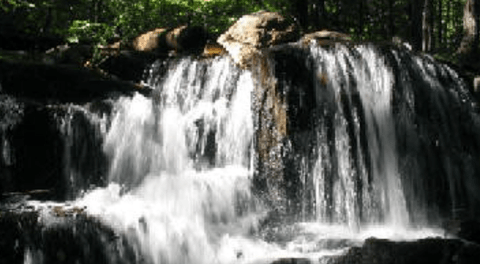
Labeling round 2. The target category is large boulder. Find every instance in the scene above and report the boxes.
[217,11,299,68]
[132,28,168,52]
[131,25,208,55]
[165,25,208,54]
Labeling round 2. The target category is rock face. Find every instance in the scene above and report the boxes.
[326,237,480,264]
[0,59,145,200]
[217,11,299,68]
[0,59,150,103]
[0,97,109,200]
[251,45,319,218]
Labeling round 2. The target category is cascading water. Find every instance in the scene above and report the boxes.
[75,56,274,264]
[282,43,480,232]
[3,42,480,264]
[309,45,409,228]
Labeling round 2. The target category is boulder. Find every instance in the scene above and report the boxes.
[165,25,208,54]
[132,28,168,52]
[131,25,208,55]
[97,50,160,83]
[217,11,299,68]
[202,42,227,58]
[300,30,351,46]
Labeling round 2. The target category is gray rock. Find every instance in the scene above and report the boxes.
[217,11,299,68]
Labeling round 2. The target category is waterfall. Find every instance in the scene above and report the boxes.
[103,57,254,187]
[54,103,109,199]
[2,42,479,264]
[0,96,108,200]
[76,56,268,264]
[289,43,480,228]
[308,45,409,228]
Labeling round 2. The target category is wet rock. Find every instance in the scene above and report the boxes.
[0,59,150,103]
[218,11,299,68]
[326,237,480,264]
[0,209,138,264]
[43,44,94,66]
[300,30,351,46]
[252,44,318,218]
[97,50,160,84]
[271,258,311,264]
[444,218,480,244]
[202,42,227,58]
[0,99,109,200]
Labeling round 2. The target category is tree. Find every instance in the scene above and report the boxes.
[422,0,433,52]
[457,0,480,62]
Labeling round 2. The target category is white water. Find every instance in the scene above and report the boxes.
[77,57,280,264]
[24,48,451,264]
[309,44,409,228]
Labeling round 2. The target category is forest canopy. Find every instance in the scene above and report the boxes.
[0,0,475,57]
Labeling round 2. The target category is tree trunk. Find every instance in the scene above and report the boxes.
[388,0,395,39]
[438,0,443,49]
[446,0,450,49]
[358,0,364,38]
[422,0,433,52]
[410,1,424,51]
[458,0,480,61]
[313,0,326,30]
[293,0,309,31]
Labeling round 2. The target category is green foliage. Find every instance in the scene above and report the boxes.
[67,20,115,44]
[0,0,471,59]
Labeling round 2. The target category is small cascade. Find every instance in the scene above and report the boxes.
[308,45,409,228]
[265,43,480,230]
[76,56,265,264]
[0,96,110,200]
[54,103,110,199]
[389,48,480,223]
[0,95,24,194]
[104,56,254,188]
